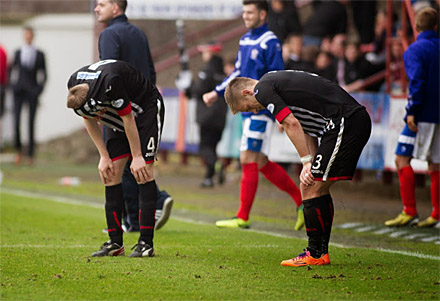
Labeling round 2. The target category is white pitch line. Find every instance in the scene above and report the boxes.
[2,188,440,261]
[421,236,440,242]
[389,231,408,238]
[1,187,103,209]
[404,233,429,240]
[373,228,394,235]
[355,226,376,233]
[0,244,92,248]
[337,222,363,229]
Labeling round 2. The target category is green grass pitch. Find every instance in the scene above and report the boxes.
[1,191,439,300]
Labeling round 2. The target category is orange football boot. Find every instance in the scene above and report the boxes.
[281,250,328,267]
[321,253,331,265]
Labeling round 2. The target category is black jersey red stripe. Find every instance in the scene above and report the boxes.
[67,60,160,133]
[255,70,364,138]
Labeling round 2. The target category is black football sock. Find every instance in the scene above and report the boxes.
[105,184,124,246]
[322,195,334,255]
[139,180,157,247]
[303,194,334,258]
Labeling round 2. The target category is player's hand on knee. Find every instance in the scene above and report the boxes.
[130,156,148,184]
[98,156,115,185]
[300,163,314,186]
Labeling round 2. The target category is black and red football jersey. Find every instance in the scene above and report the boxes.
[254,70,365,137]
[67,60,160,132]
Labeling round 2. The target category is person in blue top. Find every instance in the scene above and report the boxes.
[203,0,303,230]
[94,0,173,232]
[385,7,439,228]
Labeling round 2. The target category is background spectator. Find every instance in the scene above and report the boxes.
[0,45,7,151]
[268,0,302,42]
[191,42,227,188]
[10,26,47,166]
[284,33,304,70]
[298,45,319,74]
[329,33,347,86]
[351,0,377,52]
[302,0,348,47]
[315,50,334,80]
[344,41,374,86]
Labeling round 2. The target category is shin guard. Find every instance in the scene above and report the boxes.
[105,184,125,245]
[139,180,157,247]
[303,194,334,257]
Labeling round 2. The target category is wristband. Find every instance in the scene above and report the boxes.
[300,154,313,164]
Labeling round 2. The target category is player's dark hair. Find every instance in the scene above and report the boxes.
[415,7,438,32]
[242,0,269,12]
[67,83,89,109]
[111,0,127,12]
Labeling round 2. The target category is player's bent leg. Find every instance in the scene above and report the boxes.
[94,182,126,257]
[130,178,156,258]
[282,183,334,267]
[122,162,140,232]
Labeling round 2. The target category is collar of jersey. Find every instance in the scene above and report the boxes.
[249,23,269,37]
[417,30,438,41]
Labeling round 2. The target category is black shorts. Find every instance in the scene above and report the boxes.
[105,96,165,164]
[310,108,371,181]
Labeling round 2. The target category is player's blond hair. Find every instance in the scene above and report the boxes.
[416,7,438,32]
[225,77,255,114]
[67,83,89,109]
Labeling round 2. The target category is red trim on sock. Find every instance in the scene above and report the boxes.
[398,166,417,216]
[140,226,154,229]
[316,208,325,232]
[306,227,318,232]
[108,228,116,232]
[236,163,259,221]
[430,171,439,219]
[260,161,302,207]
[329,201,334,219]
[113,211,123,231]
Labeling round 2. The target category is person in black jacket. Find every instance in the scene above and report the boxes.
[268,0,302,42]
[10,26,47,166]
[192,42,227,188]
[343,41,374,86]
[302,0,348,47]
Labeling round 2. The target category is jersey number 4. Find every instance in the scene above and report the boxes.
[147,137,155,152]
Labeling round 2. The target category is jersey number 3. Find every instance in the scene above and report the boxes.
[312,154,322,170]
